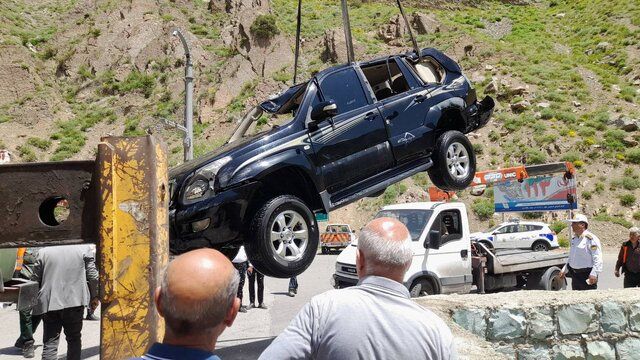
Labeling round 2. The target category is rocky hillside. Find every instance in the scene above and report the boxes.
[1,0,639,243]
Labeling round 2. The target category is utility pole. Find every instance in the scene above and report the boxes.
[172,29,194,162]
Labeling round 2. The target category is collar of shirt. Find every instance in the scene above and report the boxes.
[357,275,410,298]
[142,343,221,360]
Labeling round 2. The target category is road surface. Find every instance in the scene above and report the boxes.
[0,251,624,359]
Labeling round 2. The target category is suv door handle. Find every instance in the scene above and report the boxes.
[460,249,468,258]
[414,94,427,103]
[364,112,376,121]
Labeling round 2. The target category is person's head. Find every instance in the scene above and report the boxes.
[629,227,640,243]
[356,217,413,283]
[155,248,240,351]
[567,214,589,236]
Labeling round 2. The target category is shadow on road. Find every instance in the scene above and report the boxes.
[215,337,275,359]
[270,291,293,296]
[0,345,22,356]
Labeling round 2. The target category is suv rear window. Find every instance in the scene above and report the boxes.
[320,68,368,114]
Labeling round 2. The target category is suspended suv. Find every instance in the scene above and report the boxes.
[168,48,495,277]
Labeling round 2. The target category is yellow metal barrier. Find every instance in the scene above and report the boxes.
[96,136,169,359]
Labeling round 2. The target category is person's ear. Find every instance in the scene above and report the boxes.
[356,249,365,277]
[154,287,164,317]
[224,297,241,327]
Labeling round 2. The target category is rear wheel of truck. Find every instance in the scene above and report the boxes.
[246,195,319,278]
[409,278,435,297]
[526,266,566,291]
[428,131,476,191]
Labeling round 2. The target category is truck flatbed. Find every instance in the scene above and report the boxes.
[490,249,568,274]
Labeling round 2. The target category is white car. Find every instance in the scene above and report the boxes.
[470,220,559,251]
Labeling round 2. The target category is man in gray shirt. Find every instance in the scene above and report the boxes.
[259,217,456,360]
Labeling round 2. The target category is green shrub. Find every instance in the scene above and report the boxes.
[119,71,156,98]
[633,212,640,221]
[582,190,592,200]
[619,86,637,102]
[622,176,640,191]
[16,145,37,162]
[595,182,605,193]
[382,183,408,205]
[558,236,569,248]
[525,149,546,164]
[123,116,146,136]
[620,194,636,207]
[549,221,567,234]
[625,148,640,164]
[602,129,627,150]
[472,198,494,220]
[472,143,484,155]
[561,151,581,163]
[250,14,280,40]
[594,213,633,228]
[488,130,500,142]
[27,137,52,150]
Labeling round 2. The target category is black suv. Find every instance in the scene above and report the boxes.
[169,48,494,277]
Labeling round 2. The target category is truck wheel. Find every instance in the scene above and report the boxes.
[409,279,435,298]
[245,195,319,278]
[532,241,550,252]
[321,247,328,254]
[427,131,476,191]
[527,266,566,291]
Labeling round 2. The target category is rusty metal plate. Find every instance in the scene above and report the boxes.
[0,161,97,248]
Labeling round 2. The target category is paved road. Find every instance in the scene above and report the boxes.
[0,251,624,359]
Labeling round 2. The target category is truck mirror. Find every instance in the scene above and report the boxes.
[310,100,338,122]
[426,229,441,249]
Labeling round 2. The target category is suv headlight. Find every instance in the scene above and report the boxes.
[183,156,232,202]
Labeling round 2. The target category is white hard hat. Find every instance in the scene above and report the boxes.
[566,213,589,225]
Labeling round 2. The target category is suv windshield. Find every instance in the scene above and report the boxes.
[227,82,309,144]
[375,209,433,241]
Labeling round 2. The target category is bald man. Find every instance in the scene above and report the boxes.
[259,218,456,360]
[133,249,240,360]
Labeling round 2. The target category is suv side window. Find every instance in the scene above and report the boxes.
[532,225,544,231]
[319,68,368,114]
[438,210,463,244]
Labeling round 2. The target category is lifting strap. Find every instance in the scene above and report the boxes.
[341,0,355,63]
[396,0,421,62]
[14,247,26,272]
[623,245,628,264]
[293,0,302,85]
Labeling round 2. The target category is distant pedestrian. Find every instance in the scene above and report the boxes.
[615,227,640,288]
[13,247,41,358]
[247,265,267,309]
[559,214,603,290]
[132,249,240,360]
[32,245,98,360]
[232,246,249,313]
[288,276,298,297]
[259,218,456,360]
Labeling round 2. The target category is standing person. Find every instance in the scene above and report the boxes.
[559,214,603,290]
[32,245,99,360]
[247,264,267,309]
[288,276,298,297]
[13,247,41,358]
[615,227,640,288]
[132,249,240,360]
[259,218,456,360]
[232,246,249,313]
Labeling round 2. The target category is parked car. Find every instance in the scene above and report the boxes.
[168,47,495,277]
[333,203,568,295]
[321,224,356,254]
[470,220,559,251]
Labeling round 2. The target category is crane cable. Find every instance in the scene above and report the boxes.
[293,0,302,85]
[396,0,422,62]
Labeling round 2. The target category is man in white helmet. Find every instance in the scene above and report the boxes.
[559,214,603,290]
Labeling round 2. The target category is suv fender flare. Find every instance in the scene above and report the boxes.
[230,149,328,213]
[425,97,466,129]
[404,271,442,295]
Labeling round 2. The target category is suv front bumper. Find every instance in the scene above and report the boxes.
[170,181,260,253]
[464,96,495,133]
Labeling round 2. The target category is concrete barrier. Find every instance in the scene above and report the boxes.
[418,289,640,360]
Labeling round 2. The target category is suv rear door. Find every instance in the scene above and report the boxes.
[309,67,393,193]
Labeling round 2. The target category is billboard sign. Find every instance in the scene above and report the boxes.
[494,174,577,213]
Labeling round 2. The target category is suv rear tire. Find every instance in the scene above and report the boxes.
[532,240,550,252]
[245,195,319,278]
[428,131,476,191]
[409,278,436,297]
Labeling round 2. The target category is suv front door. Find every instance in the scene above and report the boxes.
[309,67,394,194]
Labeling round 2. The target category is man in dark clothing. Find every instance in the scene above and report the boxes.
[132,249,240,360]
[615,227,640,288]
[14,247,41,358]
[32,245,98,360]
[247,265,267,309]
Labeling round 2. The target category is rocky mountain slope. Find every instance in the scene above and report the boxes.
[1,0,639,244]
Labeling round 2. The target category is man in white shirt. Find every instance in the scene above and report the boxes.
[231,246,249,312]
[259,217,456,360]
[559,214,603,290]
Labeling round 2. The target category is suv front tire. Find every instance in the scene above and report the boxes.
[428,130,476,191]
[245,195,319,278]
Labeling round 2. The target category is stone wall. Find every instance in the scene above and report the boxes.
[419,289,640,360]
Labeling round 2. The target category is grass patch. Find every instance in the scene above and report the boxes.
[228,81,257,114]
[123,116,146,136]
[382,183,408,205]
[620,194,637,207]
[16,144,37,162]
[472,198,494,220]
[26,137,52,150]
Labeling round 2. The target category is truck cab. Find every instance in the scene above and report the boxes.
[333,202,473,296]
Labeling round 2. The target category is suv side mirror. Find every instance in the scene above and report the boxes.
[310,100,338,123]
[425,229,441,249]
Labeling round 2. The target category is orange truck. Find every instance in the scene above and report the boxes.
[320,224,356,254]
